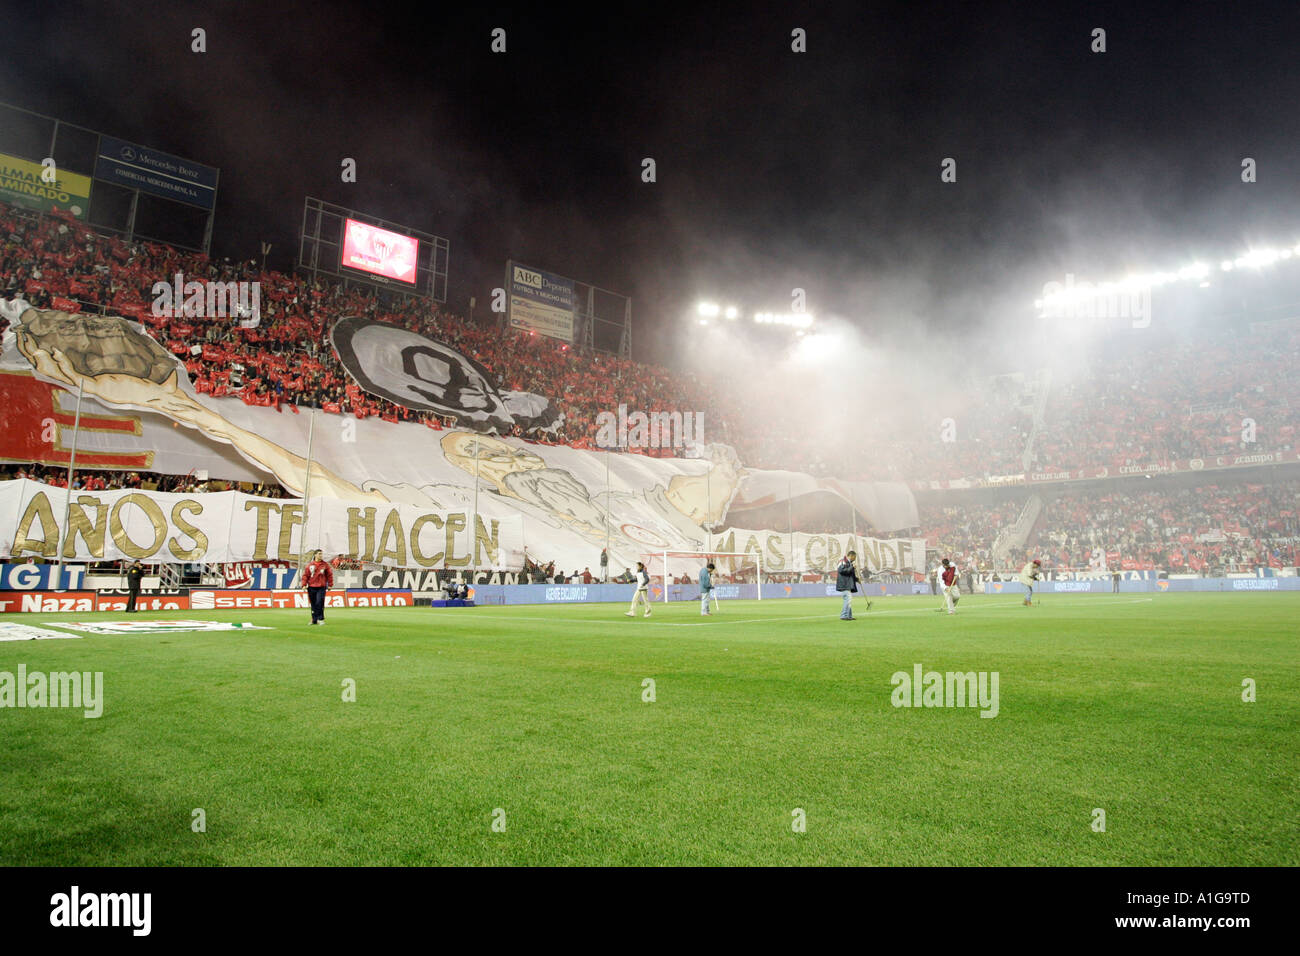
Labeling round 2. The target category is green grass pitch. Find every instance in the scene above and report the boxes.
[1,593,1296,866]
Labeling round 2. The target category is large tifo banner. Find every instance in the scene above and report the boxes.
[0,300,918,570]
[0,152,93,219]
[0,480,523,567]
[507,261,576,343]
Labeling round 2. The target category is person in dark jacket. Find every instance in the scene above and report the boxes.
[124,560,144,612]
[836,551,860,620]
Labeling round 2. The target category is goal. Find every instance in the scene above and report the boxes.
[640,550,762,602]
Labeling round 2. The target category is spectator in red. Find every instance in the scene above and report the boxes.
[302,550,334,625]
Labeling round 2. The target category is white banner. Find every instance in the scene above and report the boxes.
[0,480,523,568]
[0,299,919,572]
[711,529,926,574]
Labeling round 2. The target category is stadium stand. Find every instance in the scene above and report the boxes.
[1,196,1297,569]
[914,478,1300,572]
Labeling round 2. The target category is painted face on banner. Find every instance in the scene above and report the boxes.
[330,316,511,423]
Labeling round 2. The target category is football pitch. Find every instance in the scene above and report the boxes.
[1,594,1296,867]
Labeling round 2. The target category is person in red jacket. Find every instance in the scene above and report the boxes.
[939,557,960,615]
[302,550,334,625]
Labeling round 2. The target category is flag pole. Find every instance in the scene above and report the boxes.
[298,409,316,580]
[787,479,794,581]
[604,446,611,581]
[55,381,85,590]
[473,438,481,577]
[706,464,712,555]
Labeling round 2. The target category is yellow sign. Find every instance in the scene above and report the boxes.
[0,152,92,218]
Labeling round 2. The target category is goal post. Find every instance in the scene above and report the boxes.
[640,550,762,602]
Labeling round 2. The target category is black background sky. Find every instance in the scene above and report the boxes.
[5,0,1300,364]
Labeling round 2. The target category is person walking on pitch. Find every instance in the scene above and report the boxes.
[626,561,652,617]
[836,550,860,620]
[940,557,960,614]
[124,559,144,613]
[1019,559,1042,606]
[699,561,716,615]
[303,550,334,625]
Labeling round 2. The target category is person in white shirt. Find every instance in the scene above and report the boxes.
[939,557,960,614]
[1018,559,1042,606]
[625,561,653,618]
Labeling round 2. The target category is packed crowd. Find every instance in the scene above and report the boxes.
[1029,480,1300,571]
[1,201,1296,491]
[914,497,1026,570]
[910,479,1300,571]
[1031,324,1298,473]
[0,462,288,498]
[0,203,716,452]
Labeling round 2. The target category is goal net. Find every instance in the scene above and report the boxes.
[640,550,762,602]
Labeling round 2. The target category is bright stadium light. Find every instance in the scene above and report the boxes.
[1039,237,1300,308]
[753,311,815,329]
[697,301,720,317]
[724,306,739,320]
[1240,248,1280,269]
[792,330,841,360]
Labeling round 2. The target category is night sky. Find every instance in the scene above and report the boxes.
[6,0,1300,363]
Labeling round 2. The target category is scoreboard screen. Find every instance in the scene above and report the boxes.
[341,219,418,285]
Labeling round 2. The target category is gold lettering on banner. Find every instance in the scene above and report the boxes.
[898,540,913,571]
[444,513,469,567]
[825,534,843,568]
[243,499,279,561]
[348,507,377,563]
[277,504,303,563]
[805,535,827,572]
[878,542,897,570]
[374,509,407,566]
[13,492,58,557]
[765,534,785,571]
[858,538,880,572]
[475,515,500,567]
[64,496,108,558]
[409,514,445,567]
[170,499,208,561]
[109,493,167,558]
